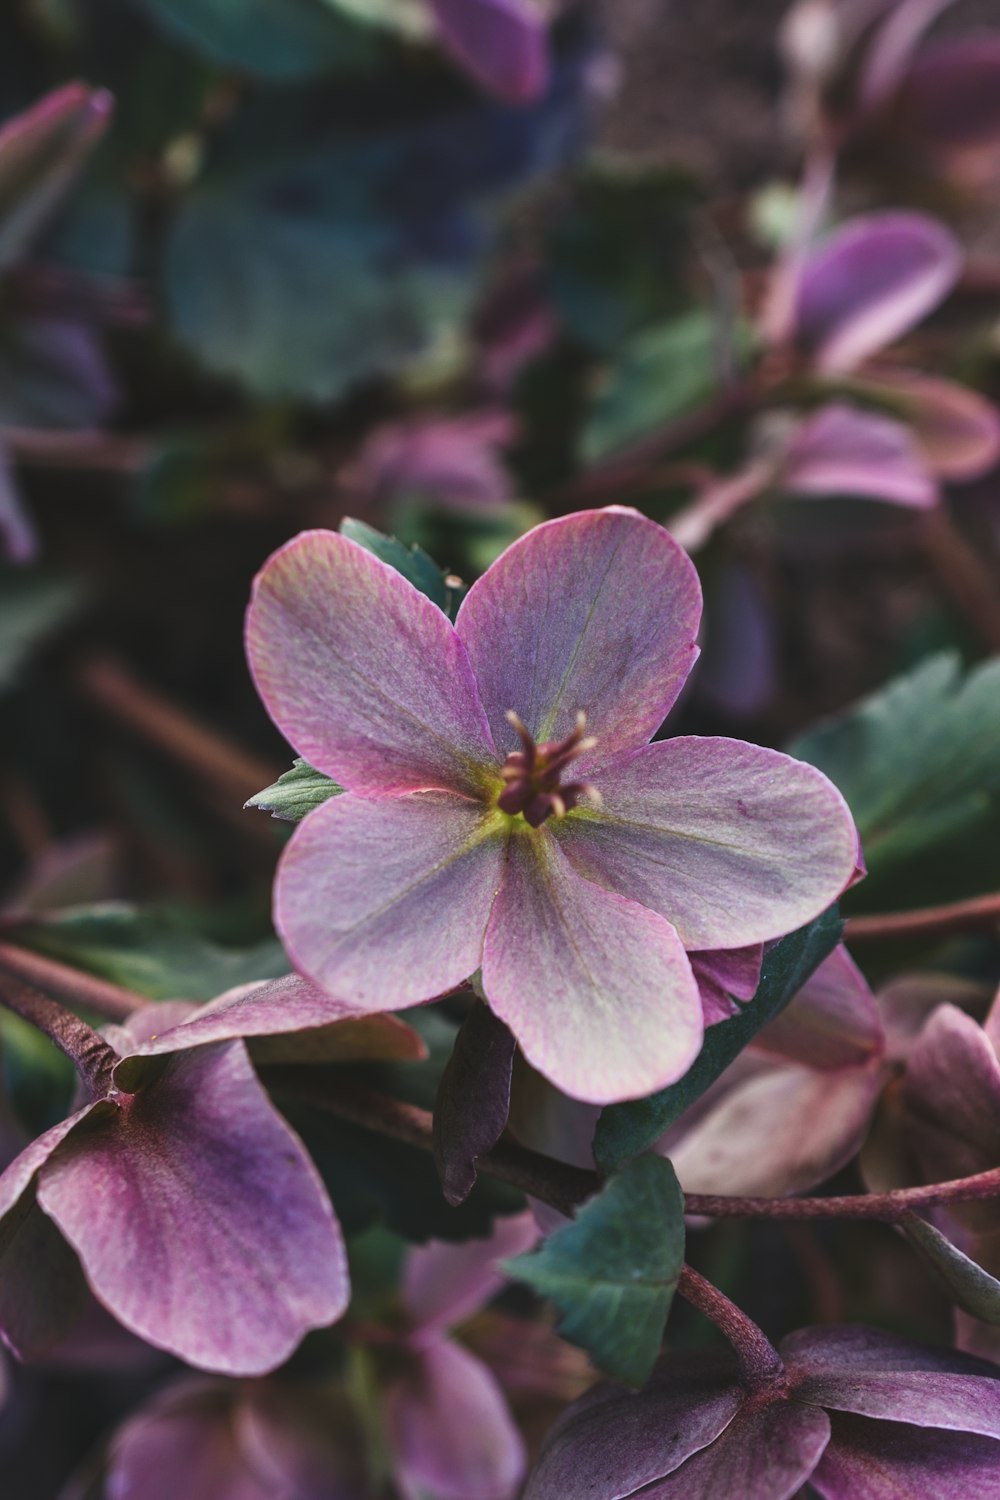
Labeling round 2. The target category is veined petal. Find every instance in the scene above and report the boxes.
[276,792,507,1009]
[36,1042,348,1374]
[553,738,858,950]
[455,508,702,765]
[691,945,763,1027]
[427,0,549,104]
[246,530,498,797]
[810,1418,1000,1500]
[481,830,703,1105]
[403,1214,538,1337]
[794,213,962,374]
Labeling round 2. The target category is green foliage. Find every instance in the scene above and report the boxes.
[246,759,343,823]
[130,0,379,79]
[15,904,286,1000]
[594,907,843,1174]
[505,1155,685,1386]
[0,571,83,692]
[900,1215,1000,1325]
[790,654,1000,910]
[341,517,466,617]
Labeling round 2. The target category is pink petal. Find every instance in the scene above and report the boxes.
[385,1339,526,1500]
[426,0,550,105]
[481,829,703,1105]
[691,945,764,1027]
[35,1042,348,1374]
[639,1399,831,1499]
[754,944,884,1070]
[900,36,1000,156]
[246,530,498,797]
[794,213,962,373]
[236,1380,370,1499]
[861,370,1000,482]
[810,1417,1000,1500]
[782,403,938,507]
[107,1381,274,1500]
[0,447,37,562]
[552,737,858,950]
[275,791,506,1010]
[357,410,515,514]
[455,508,702,765]
[403,1213,538,1337]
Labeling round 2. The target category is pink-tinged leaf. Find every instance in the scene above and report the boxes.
[35,1042,348,1374]
[810,1414,1000,1499]
[481,830,703,1105]
[402,1213,538,1337]
[859,371,1000,482]
[638,1398,831,1499]
[384,1338,526,1500]
[552,737,858,950]
[794,213,962,373]
[427,0,550,105]
[107,1382,275,1500]
[246,530,498,797]
[666,1053,883,1198]
[0,448,36,563]
[899,36,1000,156]
[275,792,506,1010]
[356,410,515,514]
[755,944,884,1070]
[524,1356,743,1499]
[691,945,763,1027]
[434,1001,518,1206]
[782,403,938,507]
[0,84,113,272]
[115,974,425,1077]
[455,508,702,765]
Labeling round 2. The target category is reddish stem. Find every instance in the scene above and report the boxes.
[846,892,1000,945]
[677,1265,785,1391]
[0,941,144,1022]
[0,976,118,1098]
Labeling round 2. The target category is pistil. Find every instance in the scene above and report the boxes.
[497,711,599,828]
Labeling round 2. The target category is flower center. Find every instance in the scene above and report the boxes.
[497,710,599,828]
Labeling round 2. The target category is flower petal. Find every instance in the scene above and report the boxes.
[639,1398,830,1499]
[553,737,858,950]
[107,1381,275,1500]
[36,1042,348,1374]
[481,830,703,1105]
[403,1213,538,1336]
[794,213,962,373]
[246,529,498,797]
[755,945,884,1070]
[427,0,549,104]
[782,403,938,508]
[385,1338,526,1500]
[861,370,1000,482]
[900,36,1000,157]
[455,508,702,764]
[275,792,506,1009]
[690,945,763,1027]
[810,1414,1000,1499]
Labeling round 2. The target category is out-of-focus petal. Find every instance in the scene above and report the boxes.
[810,1414,1000,1498]
[385,1338,526,1500]
[455,508,702,765]
[754,944,884,1070]
[782,403,938,507]
[246,530,498,797]
[427,0,550,105]
[0,447,37,563]
[482,830,703,1105]
[275,792,506,1010]
[859,370,1000,482]
[403,1214,538,1338]
[553,737,858,950]
[356,410,515,515]
[794,213,962,373]
[899,36,1000,157]
[236,1380,370,1500]
[107,1382,274,1500]
[36,1042,348,1374]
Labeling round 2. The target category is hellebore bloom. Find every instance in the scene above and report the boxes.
[0,1000,351,1374]
[246,507,858,1104]
[525,1325,1000,1498]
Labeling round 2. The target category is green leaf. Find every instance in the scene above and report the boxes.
[504,1154,685,1386]
[245,758,343,823]
[581,310,750,464]
[15,904,286,1000]
[900,1215,1000,1324]
[594,907,843,1174]
[322,0,430,37]
[131,0,379,79]
[790,654,1000,909]
[0,571,84,692]
[340,517,466,616]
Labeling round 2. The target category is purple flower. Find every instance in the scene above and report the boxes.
[351,410,516,516]
[246,507,858,1104]
[425,0,550,104]
[0,1002,349,1374]
[525,1324,1000,1498]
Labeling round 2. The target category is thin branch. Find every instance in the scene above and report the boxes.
[0,941,145,1022]
[920,507,1000,655]
[677,1265,785,1390]
[845,891,1000,945]
[0,974,118,1097]
[683,1168,1000,1221]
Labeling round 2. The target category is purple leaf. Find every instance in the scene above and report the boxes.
[426,0,550,105]
[434,999,518,1206]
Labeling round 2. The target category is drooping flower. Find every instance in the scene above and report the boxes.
[525,1324,1000,1498]
[246,507,858,1104]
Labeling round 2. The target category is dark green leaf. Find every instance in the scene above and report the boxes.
[340,518,457,612]
[245,758,342,823]
[504,1154,685,1386]
[0,571,84,692]
[900,1214,1000,1324]
[131,0,379,80]
[594,907,843,1174]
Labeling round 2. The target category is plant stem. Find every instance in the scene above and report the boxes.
[845,891,1000,945]
[0,975,118,1097]
[0,941,144,1022]
[920,507,1000,654]
[677,1265,785,1390]
[684,1168,1000,1221]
